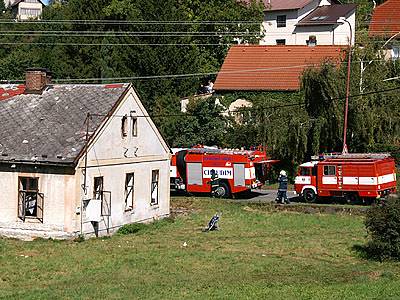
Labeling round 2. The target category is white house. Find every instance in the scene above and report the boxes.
[259,0,356,46]
[4,0,44,20]
[0,69,171,239]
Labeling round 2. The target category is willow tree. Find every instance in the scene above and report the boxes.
[302,62,344,155]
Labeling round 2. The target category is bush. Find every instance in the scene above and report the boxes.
[117,223,148,235]
[364,196,400,260]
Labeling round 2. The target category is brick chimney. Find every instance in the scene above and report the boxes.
[25,68,52,94]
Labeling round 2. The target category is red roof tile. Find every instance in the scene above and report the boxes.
[369,0,400,37]
[214,45,344,91]
[0,84,25,101]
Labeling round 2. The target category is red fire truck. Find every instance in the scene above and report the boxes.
[294,153,397,203]
[170,146,277,197]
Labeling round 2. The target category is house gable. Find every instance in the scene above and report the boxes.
[82,86,170,166]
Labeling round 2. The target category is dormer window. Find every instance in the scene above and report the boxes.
[277,15,286,28]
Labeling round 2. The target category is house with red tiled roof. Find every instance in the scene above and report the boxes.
[214,45,344,91]
[369,0,400,60]
[253,0,356,46]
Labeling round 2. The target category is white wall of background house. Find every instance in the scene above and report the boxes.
[294,12,355,45]
[78,87,170,236]
[260,0,355,46]
[17,0,43,20]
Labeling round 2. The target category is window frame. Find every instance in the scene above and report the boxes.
[121,115,128,138]
[131,116,138,137]
[276,15,287,28]
[124,173,135,211]
[151,170,160,206]
[276,39,286,45]
[18,176,43,222]
[323,165,336,176]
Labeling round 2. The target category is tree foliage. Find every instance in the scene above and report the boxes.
[364,197,400,261]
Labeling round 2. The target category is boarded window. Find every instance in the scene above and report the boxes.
[187,163,203,185]
[125,173,134,210]
[323,166,336,176]
[151,170,159,205]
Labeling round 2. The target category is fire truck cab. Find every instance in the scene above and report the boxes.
[171,146,277,198]
[295,153,397,203]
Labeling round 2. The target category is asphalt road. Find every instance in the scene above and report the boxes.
[234,189,299,203]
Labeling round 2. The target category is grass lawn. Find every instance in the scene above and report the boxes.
[1,197,400,299]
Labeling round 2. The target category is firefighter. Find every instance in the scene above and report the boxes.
[276,170,290,204]
[209,169,220,196]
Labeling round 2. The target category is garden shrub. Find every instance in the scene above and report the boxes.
[117,223,148,235]
[364,196,400,260]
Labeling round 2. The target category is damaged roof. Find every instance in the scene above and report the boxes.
[0,83,129,165]
[214,45,344,91]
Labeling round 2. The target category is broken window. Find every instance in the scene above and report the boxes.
[125,173,134,210]
[18,177,44,222]
[93,177,104,200]
[131,116,138,137]
[151,170,159,205]
[121,115,128,137]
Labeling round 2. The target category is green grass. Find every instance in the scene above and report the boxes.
[1,197,400,299]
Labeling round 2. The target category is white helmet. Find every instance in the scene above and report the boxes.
[280,170,287,176]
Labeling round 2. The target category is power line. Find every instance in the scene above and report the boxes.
[0,59,389,84]
[87,86,400,119]
[0,19,262,25]
[0,42,232,46]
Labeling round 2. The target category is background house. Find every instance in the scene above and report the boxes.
[214,45,344,91]
[259,0,356,46]
[369,0,400,60]
[4,0,44,20]
[0,69,170,239]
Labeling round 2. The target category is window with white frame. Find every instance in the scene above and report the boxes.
[151,170,159,205]
[124,173,134,210]
[277,15,286,28]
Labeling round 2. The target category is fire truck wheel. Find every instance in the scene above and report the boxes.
[214,182,231,198]
[303,189,317,203]
[346,193,360,205]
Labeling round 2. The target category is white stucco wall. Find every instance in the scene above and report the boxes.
[77,86,171,236]
[260,0,355,46]
[0,86,171,240]
[17,1,43,20]
[0,171,77,239]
